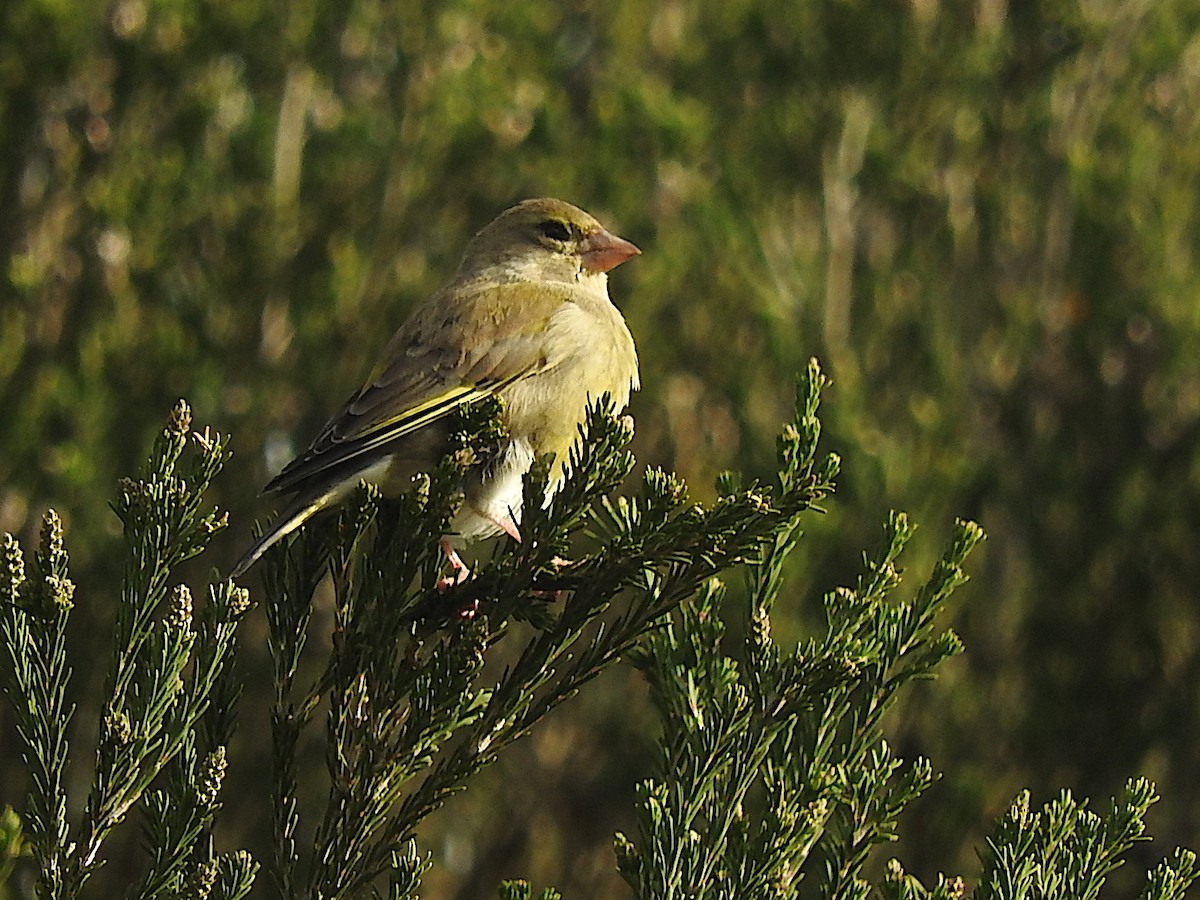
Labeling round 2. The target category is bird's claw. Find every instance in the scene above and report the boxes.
[437,538,472,592]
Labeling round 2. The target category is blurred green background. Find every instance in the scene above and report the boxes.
[3,0,1200,895]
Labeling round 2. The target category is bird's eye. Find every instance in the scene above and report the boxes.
[538,219,571,242]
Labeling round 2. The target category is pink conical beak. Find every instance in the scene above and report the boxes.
[581,228,641,274]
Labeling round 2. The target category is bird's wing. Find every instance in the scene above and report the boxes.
[264,280,573,494]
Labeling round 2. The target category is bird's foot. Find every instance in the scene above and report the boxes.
[437,538,472,592]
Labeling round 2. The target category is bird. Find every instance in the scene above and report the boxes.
[231,198,641,581]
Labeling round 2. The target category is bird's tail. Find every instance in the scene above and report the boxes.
[229,487,341,579]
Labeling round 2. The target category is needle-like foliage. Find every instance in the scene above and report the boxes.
[259,361,840,898]
[0,403,256,899]
[3,367,1196,899]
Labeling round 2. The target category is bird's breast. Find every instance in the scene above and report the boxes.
[500,296,638,473]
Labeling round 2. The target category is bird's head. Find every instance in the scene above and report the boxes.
[458,198,640,285]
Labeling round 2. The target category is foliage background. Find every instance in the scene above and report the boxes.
[2,0,1199,895]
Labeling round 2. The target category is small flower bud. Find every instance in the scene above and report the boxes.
[1008,789,1031,825]
[41,575,75,614]
[105,710,133,746]
[168,400,192,436]
[2,534,25,600]
[224,584,251,620]
[167,584,193,632]
[39,510,64,562]
[196,746,227,806]
[751,605,771,647]
[182,858,218,900]
[958,518,985,543]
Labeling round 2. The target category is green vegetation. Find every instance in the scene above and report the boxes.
[5,370,1195,897]
[3,0,1200,895]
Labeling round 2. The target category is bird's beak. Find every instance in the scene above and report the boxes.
[580,228,641,274]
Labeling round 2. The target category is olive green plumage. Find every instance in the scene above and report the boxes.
[232,198,640,578]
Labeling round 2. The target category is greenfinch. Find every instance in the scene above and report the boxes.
[231,198,640,580]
